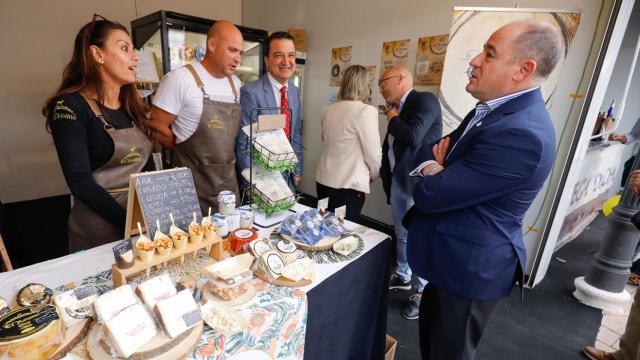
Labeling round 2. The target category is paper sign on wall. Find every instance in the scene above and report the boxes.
[414,34,449,86]
[330,46,352,86]
[379,39,410,76]
[365,65,377,105]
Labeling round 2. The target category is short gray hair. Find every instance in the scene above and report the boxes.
[338,65,370,102]
[512,21,562,79]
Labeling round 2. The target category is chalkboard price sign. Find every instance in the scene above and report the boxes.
[124,168,202,238]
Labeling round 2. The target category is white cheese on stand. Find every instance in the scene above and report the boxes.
[155,289,202,338]
[93,285,139,324]
[103,303,158,358]
[53,284,98,327]
[136,273,177,310]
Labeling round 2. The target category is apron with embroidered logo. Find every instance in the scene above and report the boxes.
[68,95,153,252]
[173,64,241,213]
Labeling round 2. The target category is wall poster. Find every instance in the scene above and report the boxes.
[414,34,449,86]
[330,46,352,86]
[379,39,410,76]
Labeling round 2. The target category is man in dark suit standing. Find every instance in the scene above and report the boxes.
[379,66,442,320]
[405,20,562,359]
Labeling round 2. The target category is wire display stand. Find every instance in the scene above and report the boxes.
[245,107,301,215]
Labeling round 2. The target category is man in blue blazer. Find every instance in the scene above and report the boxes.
[405,20,562,359]
[236,32,303,194]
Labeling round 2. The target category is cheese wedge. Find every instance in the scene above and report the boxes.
[155,290,202,338]
[136,274,177,311]
[94,285,139,324]
[53,284,97,327]
[103,303,158,358]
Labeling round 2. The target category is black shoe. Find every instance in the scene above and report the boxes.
[389,274,411,290]
[401,292,421,320]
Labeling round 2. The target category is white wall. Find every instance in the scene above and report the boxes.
[245,0,613,226]
[242,0,305,32]
[0,0,241,203]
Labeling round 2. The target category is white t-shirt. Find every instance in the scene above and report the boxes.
[153,62,242,143]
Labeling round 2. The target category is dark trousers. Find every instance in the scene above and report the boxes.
[419,283,501,360]
[316,182,365,223]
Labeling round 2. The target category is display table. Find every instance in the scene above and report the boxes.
[0,204,391,359]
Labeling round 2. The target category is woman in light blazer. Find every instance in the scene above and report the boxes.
[316,65,382,222]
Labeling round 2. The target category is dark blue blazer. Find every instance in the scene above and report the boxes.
[405,89,556,300]
[380,90,442,203]
[235,75,303,188]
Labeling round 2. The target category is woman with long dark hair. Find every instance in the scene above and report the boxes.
[43,15,154,251]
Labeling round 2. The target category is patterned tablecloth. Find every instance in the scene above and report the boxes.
[59,251,307,360]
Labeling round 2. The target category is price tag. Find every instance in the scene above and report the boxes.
[317,198,329,212]
[335,205,346,221]
[112,239,133,263]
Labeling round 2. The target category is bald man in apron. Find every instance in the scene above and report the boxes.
[148,21,244,213]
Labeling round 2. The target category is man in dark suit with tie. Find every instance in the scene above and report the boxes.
[236,31,303,193]
[405,20,562,359]
[379,66,442,319]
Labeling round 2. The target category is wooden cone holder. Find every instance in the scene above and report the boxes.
[112,235,223,288]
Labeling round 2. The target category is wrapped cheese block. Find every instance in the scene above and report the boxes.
[256,250,285,282]
[279,215,302,240]
[320,215,346,237]
[17,283,53,306]
[275,239,298,264]
[136,273,177,311]
[293,223,323,246]
[103,303,158,358]
[53,284,98,327]
[300,209,323,228]
[282,258,316,282]
[248,238,272,257]
[94,284,139,324]
[0,304,64,360]
[155,289,202,338]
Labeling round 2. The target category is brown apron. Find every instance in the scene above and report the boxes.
[173,64,241,213]
[68,96,153,252]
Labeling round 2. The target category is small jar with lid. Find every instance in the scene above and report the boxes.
[218,191,236,215]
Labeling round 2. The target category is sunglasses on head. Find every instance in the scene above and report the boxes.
[87,13,119,44]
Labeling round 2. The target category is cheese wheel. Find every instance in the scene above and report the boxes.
[0,304,64,360]
[229,228,258,254]
[17,283,52,306]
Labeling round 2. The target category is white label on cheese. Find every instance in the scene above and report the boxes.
[266,253,285,274]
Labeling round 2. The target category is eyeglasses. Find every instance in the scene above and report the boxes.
[378,74,402,88]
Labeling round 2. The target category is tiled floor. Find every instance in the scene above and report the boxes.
[595,285,637,352]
